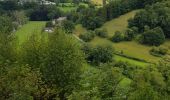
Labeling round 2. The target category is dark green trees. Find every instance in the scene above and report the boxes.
[141,27,165,46]
[0,15,13,34]
[87,45,114,65]
[128,1,170,38]
[112,31,124,43]
[61,20,75,33]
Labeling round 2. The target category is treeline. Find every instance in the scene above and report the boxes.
[68,0,163,30]
[0,1,63,21]
[98,0,163,21]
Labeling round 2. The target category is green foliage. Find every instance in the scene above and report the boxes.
[112,31,124,43]
[62,20,75,33]
[0,64,42,100]
[80,8,104,30]
[140,27,165,46]
[79,31,95,42]
[46,21,54,27]
[0,32,16,64]
[95,28,108,38]
[68,64,123,100]
[150,47,168,57]
[87,45,114,65]
[29,5,63,21]
[124,28,135,41]
[128,1,170,38]
[41,30,85,99]
[0,15,13,34]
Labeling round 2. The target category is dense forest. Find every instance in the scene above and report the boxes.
[1,0,170,100]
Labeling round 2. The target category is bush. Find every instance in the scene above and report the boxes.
[79,31,95,42]
[150,47,168,57]
[61,20,75,34]
[87,45,114,65]
[46,21,54,27]
[112,31,124,43]
[95,28,108,38]
[141,27,165,46]
[124,28,135,41]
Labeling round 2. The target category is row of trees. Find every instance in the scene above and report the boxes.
[68,0,163,30]
[0,0,64,21]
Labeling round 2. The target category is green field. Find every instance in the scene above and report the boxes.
[74,24,87,36]
[15,21,46,43]
[58,3,88,12]
[91,0,103,5]
[75,10,170,64]
[101,10,139,37]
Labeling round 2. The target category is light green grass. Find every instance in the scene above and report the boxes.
[58,6,77,12]
[74,24,87,36]
[58,3,88,12]
[15,21,46,43]
[101,10,139,37]
[91,0,103,5]
[90,37,161,63]
[115,55,148,67]
[118,78,132,88]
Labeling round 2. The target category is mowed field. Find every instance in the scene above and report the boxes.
[15,21,46,43]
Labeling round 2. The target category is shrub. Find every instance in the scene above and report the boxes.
[95,28,108,38]
[112,31,124,43]
[150,47,168,57]
[141,27,165,46]
[46,21,54,27]
[87,45,114,65]
[61,20,75,34]
[79,31,95,42]
[124,29,135,41]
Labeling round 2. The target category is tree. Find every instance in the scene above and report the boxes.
[112,31,124,43]
[87,45,114,65]
[0,64,42,100]
[141,27,165,46]
[11,11,28,29]
[124,28,135,41]
[41,30,85,99]
[0,15,13,34]
[61,20,75,34]
[79,31,95,42]
[95,28,108,38]
[80,8,104,30]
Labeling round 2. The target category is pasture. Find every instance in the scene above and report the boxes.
[58,3,88,12]
[15,21,46,43]
[101,10,139,37]
[75,10,170,64]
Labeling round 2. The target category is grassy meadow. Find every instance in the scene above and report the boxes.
[58,3,88,12]
[75,10,170,64]
[101,10,139,37]
[15,21,46,43]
